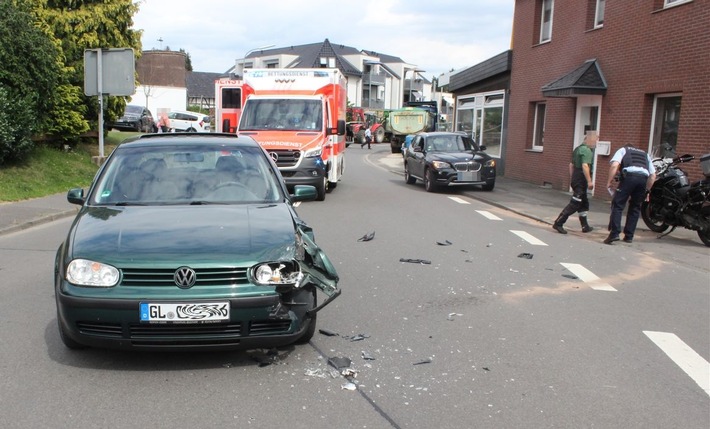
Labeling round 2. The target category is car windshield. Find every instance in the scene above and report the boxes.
[240,99,322,131]
[91,144,283,205]
[426,135,477,152]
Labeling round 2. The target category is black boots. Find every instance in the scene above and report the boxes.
[580,216,594,233]
[553,214,568,234]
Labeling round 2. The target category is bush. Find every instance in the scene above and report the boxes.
[0,86,35,164]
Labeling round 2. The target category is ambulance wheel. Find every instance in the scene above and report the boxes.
[316,177,327,201]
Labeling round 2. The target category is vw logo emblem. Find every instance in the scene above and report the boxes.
[270,152,279,162]
[174,267,196,289]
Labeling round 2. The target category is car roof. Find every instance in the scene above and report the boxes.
[169,109,207,116]
[118,133,260,149]
[419,132,468,138]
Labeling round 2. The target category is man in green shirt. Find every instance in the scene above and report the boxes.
[553,131,598,234]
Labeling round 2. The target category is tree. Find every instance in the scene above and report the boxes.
[32,0,142,141]
[0,0,62,163]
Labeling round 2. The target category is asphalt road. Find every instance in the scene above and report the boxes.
[0,145,707,429]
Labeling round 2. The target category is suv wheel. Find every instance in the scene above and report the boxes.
[424,169,437,192]
[404,165,416,184]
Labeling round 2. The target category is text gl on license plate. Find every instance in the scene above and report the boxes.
[140,302,230,323]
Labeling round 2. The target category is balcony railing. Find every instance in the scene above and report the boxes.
[363,72,386,86]
[362,98,385,110]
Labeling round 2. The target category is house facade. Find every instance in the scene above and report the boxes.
[448,50,512,174]
[505,0,709,194]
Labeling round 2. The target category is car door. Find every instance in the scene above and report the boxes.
[410,135,427,178]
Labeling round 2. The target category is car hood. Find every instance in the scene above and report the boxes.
[68,204,299,266]
[428,151,491,163]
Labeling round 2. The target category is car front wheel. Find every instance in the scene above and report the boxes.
[424,169,437,192]
[482,181,495,191]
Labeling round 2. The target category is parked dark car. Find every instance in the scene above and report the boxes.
[108,105,157,133]
[55,133,340,351]
[403,131,496,192]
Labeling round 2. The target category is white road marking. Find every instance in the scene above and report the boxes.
[559,262,617,291]
[510,230,548,246]
[476,210,502,220]
[644,331,710,396]
[448,196,470,205]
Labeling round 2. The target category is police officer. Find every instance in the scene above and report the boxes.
[553,131,598,234]
[604,144,656,244]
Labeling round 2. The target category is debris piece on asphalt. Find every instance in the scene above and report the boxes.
[486,243,493,247]
[358,231,375,242]
[399,258,432,265]
[341,368,358,378]
[341,382,357,391]
[413,358,432,365]
[348,334,370,342]
[447,313,463,321]
[518,252,534,259]
[305,368,329,378]
[247,349,279,367]
[318,328,339,337]
[328,356,352,370]
[362,351,375,360]
[482,367,491,371]
[437,240,453,246]
[562,274,579,280]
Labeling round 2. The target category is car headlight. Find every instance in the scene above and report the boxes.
[485,159,496,168]
[253,261,303,286]
[66,259,120,287]
[304,147,322,158]
[431,160,451,170]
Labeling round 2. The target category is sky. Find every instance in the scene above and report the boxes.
[132,0,515,81]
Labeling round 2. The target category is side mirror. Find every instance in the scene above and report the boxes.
[290,185,317,202]
[677,154,694,163]
[413,146,423,153]
[478,145,487,152]
[67,188,85,205]
[327,119,346,136]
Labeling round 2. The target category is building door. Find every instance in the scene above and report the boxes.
[573,96,602,191]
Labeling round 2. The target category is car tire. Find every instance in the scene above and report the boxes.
[404,165,416,184]
[58,319,86,350]
[187,128,197,133]
[424,169,437,192]
[294,289,317,345]
[482,181,495,191]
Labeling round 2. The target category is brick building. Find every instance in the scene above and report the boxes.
[505,0,709,195]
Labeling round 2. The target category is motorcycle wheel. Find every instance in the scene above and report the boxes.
[641,201,670,233]
[698,207,710,247]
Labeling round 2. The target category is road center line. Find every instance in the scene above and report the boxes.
[448,196,470,205]
[476,210,502,220]
[559,262,617,291]
[644,331,710,396]
[510,230,548,246]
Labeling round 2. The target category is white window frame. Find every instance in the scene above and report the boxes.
[532,102,546,150]
[540,0,554,43]
[665,0,692,8]
[594,0,605,28]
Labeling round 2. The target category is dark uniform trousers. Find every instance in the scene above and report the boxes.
[558,168,589,220]
[609,173,648,239]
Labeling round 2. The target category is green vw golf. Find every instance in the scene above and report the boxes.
[54,133,340,350]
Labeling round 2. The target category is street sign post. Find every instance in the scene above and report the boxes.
[84,48,135,159]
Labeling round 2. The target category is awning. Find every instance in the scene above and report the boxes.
[541,59,607,98]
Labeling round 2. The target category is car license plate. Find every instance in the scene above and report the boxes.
[140,302,230,323]
[457,171,478,182]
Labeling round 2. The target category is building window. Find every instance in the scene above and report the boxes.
[540,0,554,43]
[665,0,692,8]
[532,102,546,150]
[455,93,505,157]
[595,0,605,27]
[649,95,681,158]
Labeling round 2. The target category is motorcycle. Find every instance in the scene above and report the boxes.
[641,154,710,246]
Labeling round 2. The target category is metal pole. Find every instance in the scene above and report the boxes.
[97,49,104,158]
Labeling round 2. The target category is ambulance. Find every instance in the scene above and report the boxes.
[214,78,243,133]
[237,69,347,201]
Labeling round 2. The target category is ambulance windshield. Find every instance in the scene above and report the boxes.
[240,99,322,131]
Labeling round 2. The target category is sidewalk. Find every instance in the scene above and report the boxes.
[0,152,699,244]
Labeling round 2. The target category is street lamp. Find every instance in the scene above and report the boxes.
[407,69,426,103]
[237,44,275,76]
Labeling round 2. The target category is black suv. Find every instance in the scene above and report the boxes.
[108,105,157,133]
[403,132,496,192]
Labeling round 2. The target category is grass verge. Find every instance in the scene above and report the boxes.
[0,131,140,202]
